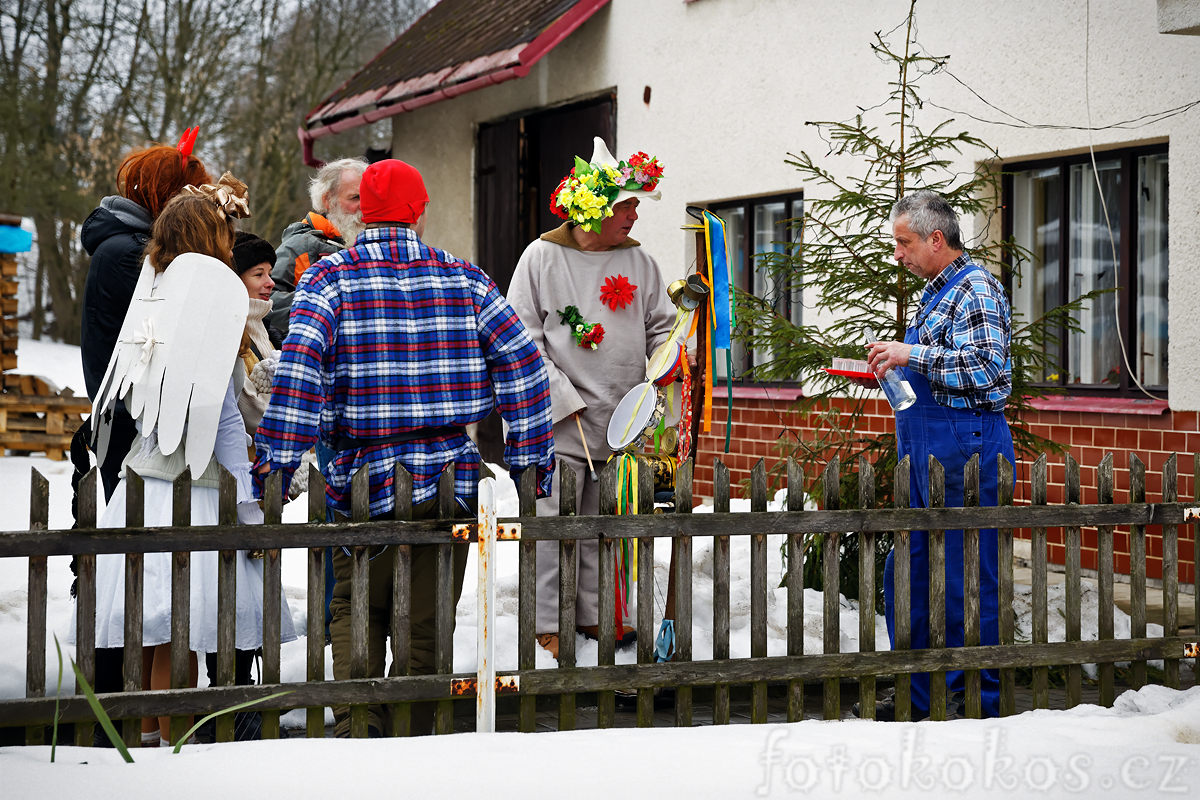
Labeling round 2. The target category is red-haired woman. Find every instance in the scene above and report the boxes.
[76,138,212,719]
[81,139,212,499]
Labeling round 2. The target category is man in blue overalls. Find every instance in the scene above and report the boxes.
[862,190,1014,720]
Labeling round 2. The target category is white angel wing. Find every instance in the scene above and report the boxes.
[92,259,158,465]
[92,252,248,475]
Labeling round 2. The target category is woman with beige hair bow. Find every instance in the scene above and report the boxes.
[81,174,295,747]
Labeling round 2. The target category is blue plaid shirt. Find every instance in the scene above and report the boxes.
[253,226,555,516]
[908,254,1012,412]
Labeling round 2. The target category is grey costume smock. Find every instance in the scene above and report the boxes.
[507,223,675,636]
[507,224,676,465]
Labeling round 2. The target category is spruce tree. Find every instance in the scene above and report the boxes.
[736,2,1097,605]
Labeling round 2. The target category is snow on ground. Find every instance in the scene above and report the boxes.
[4,339,1199,797]
[4,684,1199,798]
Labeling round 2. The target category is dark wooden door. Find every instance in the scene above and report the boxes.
[475,94,614,293]
[472,94,614,466]
[528,97,615,240]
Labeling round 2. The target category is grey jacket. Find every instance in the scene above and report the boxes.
[268,212,345,333]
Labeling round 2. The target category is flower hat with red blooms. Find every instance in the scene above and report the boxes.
[549,137,664,234]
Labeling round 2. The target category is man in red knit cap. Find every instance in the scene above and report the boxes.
[255,158,555,737]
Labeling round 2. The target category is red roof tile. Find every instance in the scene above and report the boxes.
[303,0,610,132]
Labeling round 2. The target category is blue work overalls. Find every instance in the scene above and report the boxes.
[882,264,1013,718]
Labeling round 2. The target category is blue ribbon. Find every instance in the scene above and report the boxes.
[655,619,676,662]
[703,210,733,350]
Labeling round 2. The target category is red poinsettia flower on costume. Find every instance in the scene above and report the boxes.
[599,274,637,311]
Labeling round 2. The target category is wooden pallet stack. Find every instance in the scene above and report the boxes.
[0,212,91,460]
[0,374,91,460]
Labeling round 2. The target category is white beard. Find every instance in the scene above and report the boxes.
[327,208,364,245]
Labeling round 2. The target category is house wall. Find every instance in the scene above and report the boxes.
[367,0,1200,575]
[387,0,1200,404]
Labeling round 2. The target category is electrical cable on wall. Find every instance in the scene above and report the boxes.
[1082,0,1160,402]
[913,6,1185,401]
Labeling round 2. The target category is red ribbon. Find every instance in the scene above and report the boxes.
[176,126,199,171]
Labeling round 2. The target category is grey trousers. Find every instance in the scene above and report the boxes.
[329,495,469,737]
[535,455,601,633]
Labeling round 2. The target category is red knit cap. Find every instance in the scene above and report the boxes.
[359,159,429,224]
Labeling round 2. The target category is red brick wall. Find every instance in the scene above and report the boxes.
[690,395,1198,584]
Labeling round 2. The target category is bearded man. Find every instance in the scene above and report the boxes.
[268,157,368,333]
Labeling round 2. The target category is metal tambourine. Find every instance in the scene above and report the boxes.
[607,381,667,452]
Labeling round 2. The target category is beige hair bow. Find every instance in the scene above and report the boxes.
[182,171,251,219]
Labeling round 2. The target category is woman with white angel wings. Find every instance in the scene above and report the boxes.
[83,177,296,746]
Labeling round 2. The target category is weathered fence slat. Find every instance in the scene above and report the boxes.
[894,456,912,721]
[1129,454,1148,690]
[348,466,370,738]
[786,458,804,723]
[555,463,577,732]
[120,470,145,747]
[962,454,981,719]
[517,467,538,733]
[751,459,769,724]
[927,456,947,722]
[821,458,840,721]
[1031,454,1049,710]
[597,460,618,729]
[997,455,1015,717]
[712,460,731,725]
[1162,454,1179,689]
[1098,454,1116,706]
[857,457,876,722]
[215,468,237,743]
[636,458,655,728]
[261,469,283,740]
[388,463,413,738]
[1065,455,1082,708]
[307,464,328,738]
[476,476,497,732]
[434,464,456,735]
[673,459,694,729]
[73,468,97,748]
[168,468,193,746]
[25,468,49,746]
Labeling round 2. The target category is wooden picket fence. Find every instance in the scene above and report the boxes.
[0,450,1196,745]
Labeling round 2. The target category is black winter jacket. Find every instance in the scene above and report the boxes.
[79,196,153,401]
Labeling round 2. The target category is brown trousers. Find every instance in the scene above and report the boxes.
[329,497,468,737]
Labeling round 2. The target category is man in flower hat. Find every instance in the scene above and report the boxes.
[508,137,677,660]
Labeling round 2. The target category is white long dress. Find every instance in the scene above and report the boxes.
[86,378,296,653]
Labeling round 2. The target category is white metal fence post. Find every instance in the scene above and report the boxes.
[476,476,497,732]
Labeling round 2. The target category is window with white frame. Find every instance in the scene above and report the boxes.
[706,193,804,381]
[1004,145,1168,393]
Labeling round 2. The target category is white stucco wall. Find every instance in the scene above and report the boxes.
[357,0,1200,407]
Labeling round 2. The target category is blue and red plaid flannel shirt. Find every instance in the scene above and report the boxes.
[253,226,555,516]
[908,254,1012,412]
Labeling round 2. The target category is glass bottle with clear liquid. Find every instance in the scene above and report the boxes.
[866,331,917,412]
